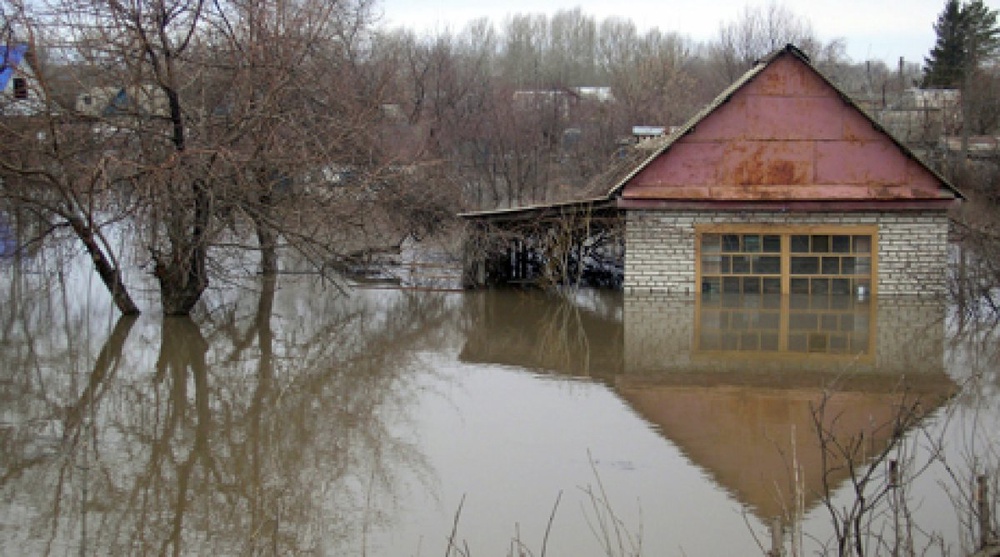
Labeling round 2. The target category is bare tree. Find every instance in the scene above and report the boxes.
[709,3,846,86]
[0,0,438,316]
[597,19,696,128]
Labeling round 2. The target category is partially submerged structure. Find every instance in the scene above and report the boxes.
[463,45,963,298]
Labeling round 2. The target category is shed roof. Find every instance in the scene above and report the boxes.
[610,44,964,204]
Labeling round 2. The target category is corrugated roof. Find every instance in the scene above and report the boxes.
[605,43,964,201]
[0,43,28,92]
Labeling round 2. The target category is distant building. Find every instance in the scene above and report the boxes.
[75,85,170,118]
[873,87,962,145]
[631,126,666,141]
[512,86,614,119]
[0,43,45,116]
[902,88,960,110]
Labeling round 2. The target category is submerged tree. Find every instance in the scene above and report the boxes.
[0,0,444,315]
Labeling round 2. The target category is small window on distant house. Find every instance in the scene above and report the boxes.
[12,77,27,100]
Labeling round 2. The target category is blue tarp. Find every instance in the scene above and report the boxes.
[0,43,28,92]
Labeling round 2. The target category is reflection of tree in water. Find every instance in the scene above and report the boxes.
[459,290,623,378]
[0,271,454,554]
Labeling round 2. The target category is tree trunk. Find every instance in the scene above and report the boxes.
[155,259,208,316]
[154,181,211,316]
[253,195,278,276]
[66,215,141,315]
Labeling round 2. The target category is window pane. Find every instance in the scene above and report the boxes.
[841,316,855,331]
[808,333,828,352]
[856,257,871,274]
[730,312,749,329]
[791,256,819,274]
[811,235,830,253]
[832,235,851,253]
[743,234,761,253]
[790,313,818,329]
[702,255,721,274]
[13,78,27,99]
[856,279,871,297]
[852,336,870,352]
[832,278,851,295]
[830,335,848,352]
[788,334,807,352]
[809,293,831,310]
[722,234,740,251]
[723,277,741,293]
[759,312,781,328]
[831,293,851,309]
[702,277,721,293]
[763,278,781,294]
[842,257,855,274]
[722,334,739,350]
[754,256,781,274]
[791,235,809,253]
[821,314,839,331]
[790,278,810,294]
[720,256,732,274]
[739,333,760,350]
[853,235,871,254]
[702,234,721,253]
[812,278,830,294]
[761,333,780,351]
[732,256,750,274]
[763,235,781,253]
[822,257,840,274]
[743,276,761,293]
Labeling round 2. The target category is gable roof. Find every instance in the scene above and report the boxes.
[0,43,28,91]
[606,44,965,201]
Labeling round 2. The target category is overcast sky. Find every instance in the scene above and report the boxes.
[376,0,1000,65]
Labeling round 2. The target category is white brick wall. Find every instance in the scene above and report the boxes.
[625,210,951,297]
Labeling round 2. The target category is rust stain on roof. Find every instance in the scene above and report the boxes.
[611,44,963,205]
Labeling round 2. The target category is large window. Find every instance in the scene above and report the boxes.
[698,226,876,296]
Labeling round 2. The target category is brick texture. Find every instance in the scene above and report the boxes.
[624,210,950,298]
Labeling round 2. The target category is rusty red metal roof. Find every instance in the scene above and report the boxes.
[609,44,964,204]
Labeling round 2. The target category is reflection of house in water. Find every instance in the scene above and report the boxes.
[461,290,954,523]
[626,292,954,523]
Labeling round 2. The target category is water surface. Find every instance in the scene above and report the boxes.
[1,253,997,556]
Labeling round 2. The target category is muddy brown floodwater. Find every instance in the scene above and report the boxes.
[1,250,999,556]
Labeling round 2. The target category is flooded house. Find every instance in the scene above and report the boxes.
[464,44,964,298]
